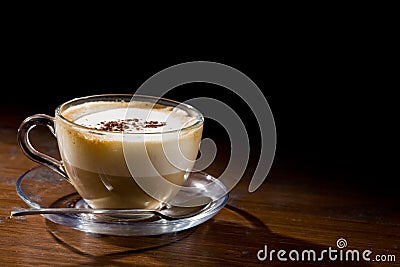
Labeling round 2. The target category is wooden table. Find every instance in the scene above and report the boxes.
[0,108,399,267]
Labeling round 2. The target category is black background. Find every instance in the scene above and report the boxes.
[3,10,397,195]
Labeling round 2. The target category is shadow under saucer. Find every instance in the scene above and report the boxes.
[45,219,195,256]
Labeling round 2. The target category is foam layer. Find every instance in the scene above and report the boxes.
[63,101,198,133]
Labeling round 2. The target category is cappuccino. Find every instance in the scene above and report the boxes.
[55,97,203,209]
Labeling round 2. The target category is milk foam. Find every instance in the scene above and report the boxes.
[65,101,198,133]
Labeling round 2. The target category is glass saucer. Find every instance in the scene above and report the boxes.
[15,166,229,236]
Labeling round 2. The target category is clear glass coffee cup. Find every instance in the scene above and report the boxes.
[17,94,204,210]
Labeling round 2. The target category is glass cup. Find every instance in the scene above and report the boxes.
[17,94,204,210]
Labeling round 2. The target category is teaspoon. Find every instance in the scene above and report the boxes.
[10,197,213,220]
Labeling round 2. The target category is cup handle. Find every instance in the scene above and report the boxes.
[17,114,70,182]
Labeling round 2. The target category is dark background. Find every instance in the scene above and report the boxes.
[3,12,396,195]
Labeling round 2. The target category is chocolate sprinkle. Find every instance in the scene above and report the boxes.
[94,118,167,132]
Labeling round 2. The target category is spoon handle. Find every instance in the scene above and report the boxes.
[10,208,156,217]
